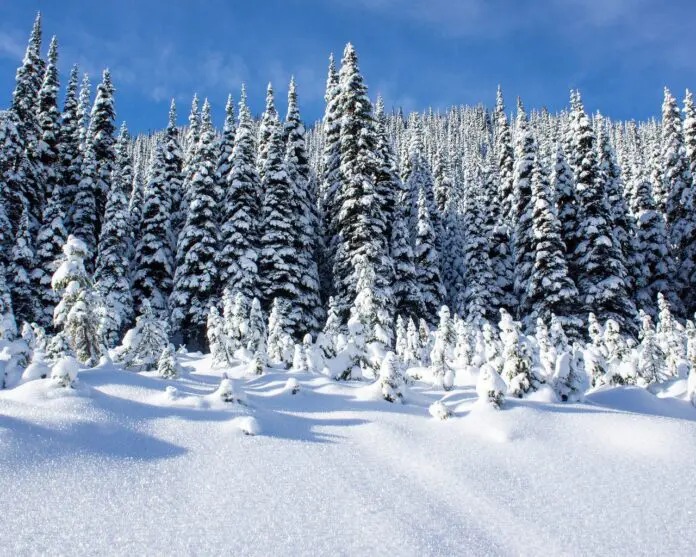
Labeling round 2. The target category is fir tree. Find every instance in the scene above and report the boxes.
[59,65,82,229]
[525,158,582,339]
[571,92,636,335]
[378,352,405,402]
[391,200,423,320]
[132,139,174,317]
[36,36,61,204]
[118,299,169,371]
[284,77,323,336]
[94,123,134,346]
[31,180,67,329]
[88,69,117,229]
[157,344,179,379]
[215,94,235,211]
[512,99,536,316]
[257,82,278,183]
[177,95,200,238]
[415,185,446,324]
[0,263,18,342]
[495,86,515,227]
[207,306,228,367]
[219,86,262,302]
[662,88,692,251]
[170,100,220,350]
[72,135,99,259]
[164,100,184,243]
[10,206,35,324]
[258,115,303,332]
[331,43,392,326]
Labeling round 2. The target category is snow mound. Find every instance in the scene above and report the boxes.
[429,400,453,420]
[230,415,261,436]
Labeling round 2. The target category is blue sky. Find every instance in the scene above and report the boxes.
[0,0,694,132]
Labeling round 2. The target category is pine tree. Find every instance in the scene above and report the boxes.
[267,298,293,366]
[553,147,581,281]
[350,254,392,347]
[331,43,392,326]
[512,99,536,316]
[284,77,323,336]
[10,206,35,324]
[245,297,266,368]
[132,139,174,317]
[637,310,665,385]
[215,94,235,211]
[36,36,61,205]
[572,93,636,335]
[207,306,228,366]
[378,352,405,402]
[163,100,184,243]
[170,100,220,350]
[257,82,278,183]
[88,69,117,229]
[662,88,692,251]
[258,115,303,332]
[414,185,445,324]
[430,305,455,390]
[631,162,681,318]
[495,86,515,227]
[118,300,169,371]
[223,289,249,356]
[318,53,341,300]
[499,309,536,397]
[391,200,423,320]
[72,135,99,258]
[59,65,82,230]
[9,13,44,228]
[219,86,262,302]
[94,123,134,346]
[31,180,67,329]
[525,157,582,339]
[157,344,179,379]
[65,288,103,366]
[177,95,200,238]
[0,263,18,341]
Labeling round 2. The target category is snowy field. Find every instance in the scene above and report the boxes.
[1,354,695,556]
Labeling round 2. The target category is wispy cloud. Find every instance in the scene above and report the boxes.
[0,29,25,61]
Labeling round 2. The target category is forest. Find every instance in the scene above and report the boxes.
[1,13,696,407]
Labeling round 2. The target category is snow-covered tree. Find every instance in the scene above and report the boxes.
[414,186,445,324]
[378,352,405,402]
[219,86,262,302]
[430,305,455,390]
[476,364,506,409]
[94,123,133,346]
[170,99,220,349]
[207,306,228,367]
[157,344,180,379]
[10,206,35,324]
[116,299,169,371]
[499,308,536,397]
[132,139,174,317]
[88,69,116,228]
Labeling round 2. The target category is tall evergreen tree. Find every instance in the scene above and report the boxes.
[284,77,323,335]
[88,69,117,229]
[525,158,582,338]
[331,43,392,326]
[415,186,446,324]
[132,139,174,317]
[10,206,36,324]
[164,100,184,244]
[170,100,220,349]
[572,92,636,335]
[495,86,515,227]
[662,87,692,252]
[219,86,262,302]
[512,99,536,315]
[59,65,82,230]
[215,94,235,211]
[72,135,99,259]
[36,36,61,205]
[94,123,134,346]
[257,82,278,183]
[258,116,303,332]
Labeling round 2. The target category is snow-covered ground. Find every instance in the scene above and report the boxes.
[1,355,695,556]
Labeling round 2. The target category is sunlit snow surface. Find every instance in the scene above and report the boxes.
[1,356,695,556]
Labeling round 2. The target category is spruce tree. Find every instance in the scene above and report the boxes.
[495,86,515,227]
[36,36,61,205]
[284,77,323,335]
[525,158,583,339]
[257,82,278,183]
[59,66,82,230]
[512,99,536,314]
[31,180,67,329]
[163,100,184,244]
[72,134,99,258]
[132,139,174,317]
[331,43,392,326]
[170,100,220,350]
[318,53,341,300]
[215,94,235,211]
[631,162,681,318]
[572,92,636,335]
[94,123,134,346]
[10,206,36,324]
[219,86,262,302]
[414,186,446,324]
[88,69,117,229]
[258,114,303,332]
[391,200,423,320]
[177,95,200,238]
[662,88,692,250]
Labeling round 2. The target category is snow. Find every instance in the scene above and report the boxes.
[1,353,695,555]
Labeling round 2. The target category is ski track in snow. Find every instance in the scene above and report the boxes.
[1,354,695,556]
